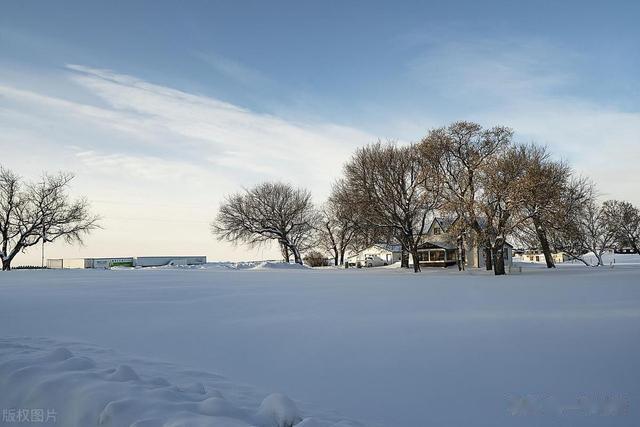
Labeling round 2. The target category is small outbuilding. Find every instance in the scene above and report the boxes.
[521,250,569,263]
[346,244,402,267]
[46,256,206,269]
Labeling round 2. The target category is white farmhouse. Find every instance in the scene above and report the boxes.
[411,217,513,269]
[347,218,513,269]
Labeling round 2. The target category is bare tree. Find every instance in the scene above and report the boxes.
[477,146,531,275]
[212,182,317,265]
[509,144,573,268]
[541,177,589,265]
[551,182,615,266]
[342,142,442,272]
[0,167,100,271]
[316,181,364,266]
[420,121,513,272]
[602,200,640,255]
[580,197,614,266]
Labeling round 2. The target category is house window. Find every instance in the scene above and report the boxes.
[430,250,445,261]
[433,227,441,235]
[418,252,429,262]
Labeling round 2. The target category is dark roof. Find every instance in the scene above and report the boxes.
[418,239,457,250]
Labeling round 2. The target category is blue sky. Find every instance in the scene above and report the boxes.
[3,1,638,115]
[1,1,639,263]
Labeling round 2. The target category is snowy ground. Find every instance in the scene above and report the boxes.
[1,259,640,426]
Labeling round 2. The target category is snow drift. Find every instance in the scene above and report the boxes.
[0,338,355,427]
[252,261,309,270]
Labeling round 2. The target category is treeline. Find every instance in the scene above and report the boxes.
[212,121,640,275]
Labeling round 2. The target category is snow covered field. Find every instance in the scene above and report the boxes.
[1,261,640,426]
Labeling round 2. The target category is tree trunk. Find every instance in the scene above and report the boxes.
[594,251,603,266]
[457,238,465,271]
[332,244,339,266]
[489,246,498,274]
[401,251,409,268]
[339,249,346,266]
[280,243,290,263]
[533,217,555,268]
[494,243,506,276]
[411,247,421,273]
[1,258,11,271]
[484,245,493,270]
[291,245,303,265]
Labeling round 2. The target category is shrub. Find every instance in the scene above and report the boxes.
[304,251,327,267]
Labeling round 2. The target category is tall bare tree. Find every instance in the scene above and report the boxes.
[316,182,362,266]
[602,200,640,255]
[0,167,100,271]
[477,146,531,275]
[212,182,317,265]
[342,142,442,272]
[509,144,573,268]
[420,121,513,272]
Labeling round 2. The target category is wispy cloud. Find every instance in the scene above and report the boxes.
[2,64,374,190]
[406,38,577,103]
[397,37,640,203]
[0,64,376,263]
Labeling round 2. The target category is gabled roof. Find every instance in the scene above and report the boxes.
[372,243,402,252]
[426,217,455,235]
[447,216,489,232]
[347,243,402,260]
[433,217,455,232]
[418,239,457,250]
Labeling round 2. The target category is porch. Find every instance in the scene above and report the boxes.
[415,241,458,267]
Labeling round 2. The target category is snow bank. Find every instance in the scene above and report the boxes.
[107,260,316,271]
[580,251,640,266]
[380,261,402,269]
[172,261,308,270]
[201,261,259,270]
[252,261,309,270]
[256,393,302,426]
[0,339,352,427]
[514,251,640,267]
